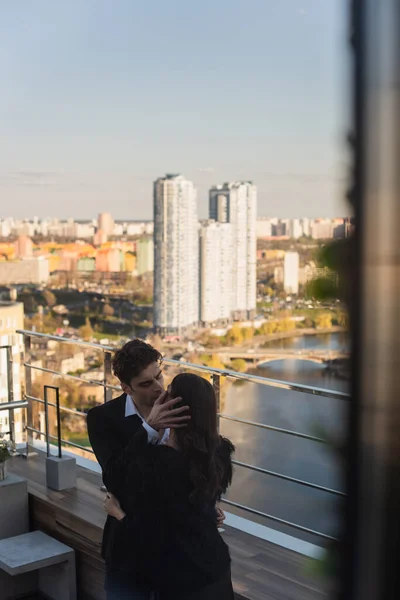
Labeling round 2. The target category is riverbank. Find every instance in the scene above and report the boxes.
[260,326,347,347]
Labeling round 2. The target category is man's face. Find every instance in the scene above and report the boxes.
[123,361,164,408]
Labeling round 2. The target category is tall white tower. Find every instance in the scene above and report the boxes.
[199,221,233,325]
[209,182,257,319]
[154,175,199,334]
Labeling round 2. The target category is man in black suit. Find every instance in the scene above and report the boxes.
[87,339,192,600]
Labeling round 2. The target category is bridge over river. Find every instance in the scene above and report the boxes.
[217,348,349,366]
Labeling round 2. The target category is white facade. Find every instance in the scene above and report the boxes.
[210,182,257,317]
[301,218,311,237]
[126,221,154,237]
[0,302,24,444]
[199,221,233,324]
[75,223,95,239]
[289,219,303,239]
[284,252,300,294]
[154,175,199,333]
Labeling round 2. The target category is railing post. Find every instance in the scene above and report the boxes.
[103,351,113,403]
[24,335,34,457]
[5,346,15,449]
[55,386,62,459]
[43,385,51,458]
[212,373,221,432]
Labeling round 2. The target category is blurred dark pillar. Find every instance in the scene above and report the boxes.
[345,1,400,599]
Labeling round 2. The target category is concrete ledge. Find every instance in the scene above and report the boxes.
[0,531,76,600]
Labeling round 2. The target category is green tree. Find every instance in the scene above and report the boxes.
[79,317,94,341]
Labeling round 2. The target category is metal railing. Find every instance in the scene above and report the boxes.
[15,329,349,541]
[0,344,29,447]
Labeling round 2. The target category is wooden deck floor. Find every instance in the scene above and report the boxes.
[8,453,327,600]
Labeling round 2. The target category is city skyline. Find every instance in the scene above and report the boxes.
[1,0,349,219]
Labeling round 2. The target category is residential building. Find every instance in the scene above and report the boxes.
[96,248,122,272]
[98,212,114,237]
[284,252,300,294]
[126,221,154,236]
[154,174,199,334]
[93,229,108,246]
[0,301,24,443]
[0,257,49,285]
[256,218,273,238]
[15,235,33,259]
[199,221,233,324]
[124,251,137,274]
[301,218,311,237]
[75,223,95,239]
[137,237,154,276]
[272,220,288,237]
[209,182,257,319]
[289,219,303,239]
[77,257,96,272]
[310,219,333,239]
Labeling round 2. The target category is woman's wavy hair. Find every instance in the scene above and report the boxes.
[169,373,233,503]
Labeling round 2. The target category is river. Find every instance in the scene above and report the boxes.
[221,333,349,545]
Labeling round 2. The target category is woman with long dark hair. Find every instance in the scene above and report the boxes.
[104,372,235,599]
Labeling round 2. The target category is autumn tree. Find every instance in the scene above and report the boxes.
[225,324,244,345]
[79,317,94,341]
[102,302,115,318]
[315,312,333,330]
[42,290,57,308]
[242,327,254,342]
[231,358,248,373]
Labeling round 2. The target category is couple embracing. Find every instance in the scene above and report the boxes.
[87,339,235,599]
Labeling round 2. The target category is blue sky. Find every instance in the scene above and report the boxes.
[0,0,350,219]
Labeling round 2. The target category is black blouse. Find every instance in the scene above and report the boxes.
[106,437,234,594]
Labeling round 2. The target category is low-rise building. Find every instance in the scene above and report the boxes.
[0,257,49,285]
[0,301,25,443]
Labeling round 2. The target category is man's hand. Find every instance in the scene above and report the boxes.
[104,493,126,521]
[216,506,226,528]
[147,389,190,431]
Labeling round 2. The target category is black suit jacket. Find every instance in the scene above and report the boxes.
[86,393,148,560]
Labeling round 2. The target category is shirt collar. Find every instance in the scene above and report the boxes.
[125,394,170,444]
[125,394,140,418]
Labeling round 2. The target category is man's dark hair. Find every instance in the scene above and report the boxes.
[112,339,162,386]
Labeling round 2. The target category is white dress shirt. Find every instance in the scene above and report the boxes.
[125,395,170,445]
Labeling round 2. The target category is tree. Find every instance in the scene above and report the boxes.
[231,358,247,373]
[261,320,278,335]
[242,327,254,342]
[203,335,223,349]
[275,318,296,333]
[102,302,115,318]
[42,290,57,308]
[315,312,333,330]
[79,317,94,341]
[225,324,244,346]
[199,354,225,370]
